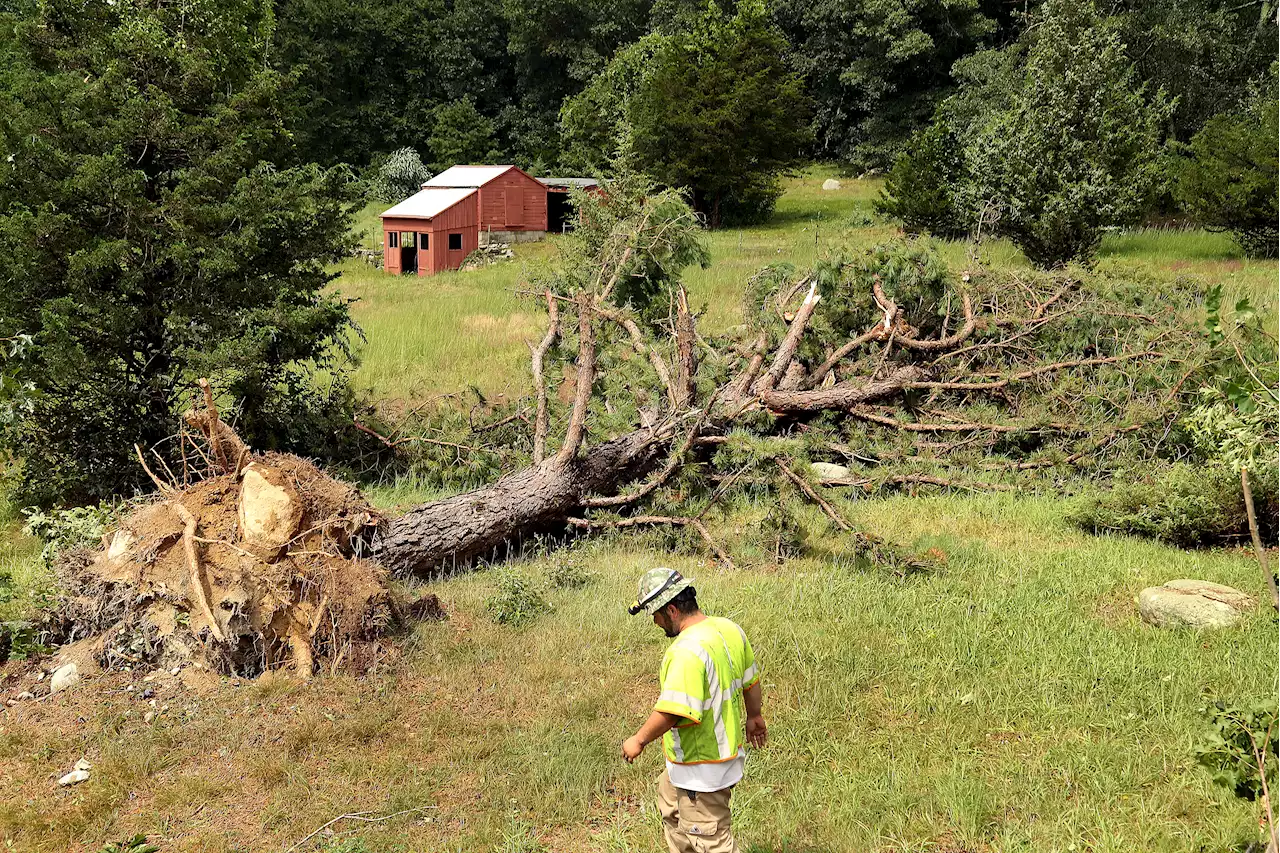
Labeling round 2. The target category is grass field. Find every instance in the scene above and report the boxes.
[0,169,1276,853]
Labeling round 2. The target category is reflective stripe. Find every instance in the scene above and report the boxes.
[675,638,731,759]
[670,726,685,761]
[740,664,757,686]
[658,689,713,711]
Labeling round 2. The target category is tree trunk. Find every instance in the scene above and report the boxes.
[373,428,669,576]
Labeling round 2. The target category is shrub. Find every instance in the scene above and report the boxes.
[1066,462,1278,547]
[1194,698,1278,803]
[962,0,1171,267]
[545,553,594,590]
[485,570,550,626]
[1178,96,1279,258]
[22,502,117,566]
[875,121,970,239]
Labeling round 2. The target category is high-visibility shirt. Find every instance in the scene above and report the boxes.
[653,616,759,788]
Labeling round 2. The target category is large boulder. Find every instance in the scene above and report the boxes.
[821,179,842,191]
[810,462,852,481]
[1137,580,1256,629]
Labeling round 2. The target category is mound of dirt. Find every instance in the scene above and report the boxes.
[46,452,425,679]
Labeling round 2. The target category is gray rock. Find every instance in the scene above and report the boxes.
[74,758,92,772]
[821,179,842,191]
[810,462,851,481]
[49,663,78,694]
[1137,580,1256,629]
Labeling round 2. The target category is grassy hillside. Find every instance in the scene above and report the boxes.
[0,169,1275,853]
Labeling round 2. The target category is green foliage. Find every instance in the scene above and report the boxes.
[1194,698,1279,803]
[1178,95,1279,258]
[544,551,594,590]
[875,121,970,239]
[370,148,432,203]
[961,0,1172,267]
[561,0,811,228]
[485,569,551,626]
[22,503,117,566]
[98,836,160,853]
[772,0,999,169]
[429,97,502,172]
[0,0,360,505]
[1066,463,1276,547]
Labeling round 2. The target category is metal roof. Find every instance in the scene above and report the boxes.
[382,187,477,219]
[539,177,599,188]
[422,165,516,188]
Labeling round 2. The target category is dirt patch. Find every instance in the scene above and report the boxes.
[20,447,444,686]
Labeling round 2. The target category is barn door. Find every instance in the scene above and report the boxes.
[505,188,523,227]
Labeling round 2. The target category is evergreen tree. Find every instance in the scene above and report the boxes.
[0,0,359,504]
[961,0,1172,267]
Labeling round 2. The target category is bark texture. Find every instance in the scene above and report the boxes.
[373,429,667,576]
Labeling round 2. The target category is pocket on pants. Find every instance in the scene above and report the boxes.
[677,789,727,838]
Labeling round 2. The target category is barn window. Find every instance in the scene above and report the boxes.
[388,231,399,248]
[419,233,429,250]
[401,232,416,248]
[448,233,462,250]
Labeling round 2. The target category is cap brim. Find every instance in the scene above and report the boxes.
[641,579,693,614]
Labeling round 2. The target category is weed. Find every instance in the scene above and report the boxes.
[97,837,158,853]
[485,569,550,626]
[544,552,594,590]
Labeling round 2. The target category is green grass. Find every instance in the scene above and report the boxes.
[2,496,1271,851]
[1,168,1274,852]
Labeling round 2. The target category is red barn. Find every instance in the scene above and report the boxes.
[381,187,479,276]
[423,165,548,242]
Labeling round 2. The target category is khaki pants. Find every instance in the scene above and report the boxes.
[655,769,738,853]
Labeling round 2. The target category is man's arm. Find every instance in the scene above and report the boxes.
[743,681,767,747]
[622,709,685,763]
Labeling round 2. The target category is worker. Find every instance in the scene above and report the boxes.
[622,567,766,853]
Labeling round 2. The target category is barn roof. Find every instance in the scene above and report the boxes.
[382,187,477,219]
[423,165,517,188]
[539,177,599,189]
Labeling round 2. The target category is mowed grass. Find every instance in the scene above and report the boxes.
[0,496,1273,852]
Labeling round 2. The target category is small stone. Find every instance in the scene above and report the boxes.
[170,667,181,676]
[142,688,154,699]
[49,663,79,694]
[810,462,851,481]
[15,691,34,701]
[35,671,45,681]
[149,699,157,707]
[125,685,134,692]
[144,711,155,723]
[821,178,842,191]
[57,769,90,786]
[74,758,92,771]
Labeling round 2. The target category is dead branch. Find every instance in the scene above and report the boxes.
[583,405,713,508]
[565,514,736,570]
[849,408,1076,434]
[285,806,438,853]
[761,366,927,413]
[1242,467,1279,608]
[353,420,480,454]
[756,280,819,394]
[774,459,852,530]
[909,352,1163,392]
[599,305,675,406]
[804,328,882,390]
[171,502,226,642]
[134,443,175,495]
[197,378,228,472]
[556,291,598,464]
[674,286,698,408]
[531,290,560,463]
[896,294,975,352]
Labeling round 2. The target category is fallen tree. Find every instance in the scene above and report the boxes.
[370,181,1206,577]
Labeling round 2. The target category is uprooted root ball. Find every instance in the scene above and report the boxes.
[48,453,426,679]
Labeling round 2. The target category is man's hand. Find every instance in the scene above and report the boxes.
[621,735,645,763]
[745,714,767,748]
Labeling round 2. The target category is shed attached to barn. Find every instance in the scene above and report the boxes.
[538,177,600,233]
[423,165,548,243]
[381,187,479,276]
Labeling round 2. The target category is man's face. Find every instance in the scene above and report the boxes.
[653,606,679,638]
